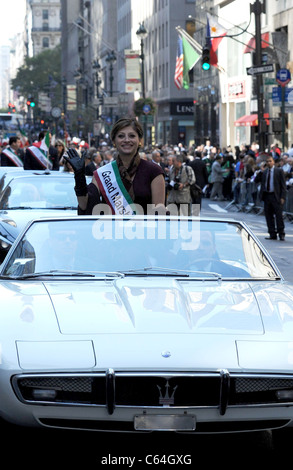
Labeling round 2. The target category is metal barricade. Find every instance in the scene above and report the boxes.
[225,180,264,214]
[283,186,293,222]
[226,180,293,222]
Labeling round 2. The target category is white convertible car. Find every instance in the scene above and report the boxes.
[0,170,79,232]
[0,215,293,436]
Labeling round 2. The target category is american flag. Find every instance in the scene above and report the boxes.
[174,36,183,89]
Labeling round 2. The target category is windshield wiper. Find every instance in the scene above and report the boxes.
[45,206,77,210]
[4,206,77,211]
[123,266,222,279]
[4,206,34,210]
[1,269,125,279]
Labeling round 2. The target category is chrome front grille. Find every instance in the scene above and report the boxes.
[12,372,293,415]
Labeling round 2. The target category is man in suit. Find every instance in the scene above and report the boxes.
[254,154,287,240]
[1,136,23,166]
[187,151,209,208]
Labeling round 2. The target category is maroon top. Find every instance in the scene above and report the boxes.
[78,159,164,215]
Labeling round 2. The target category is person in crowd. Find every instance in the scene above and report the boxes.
[62,158,74,173]
[63,117,166,215]
[85,151,103,176]
[186,150,209,209]
[167,153,195,215]
[209,154,225,201]
[270,143,281,161]
[202,149,214,197]
[204,139,213,157]
[233,153,245,204]
[139,151,148,161]
[280,153,293,182]
[222,147,235,200]
[55,139,66,167]
[0,136,23,167]
[151,149,164,168]
[24,131,59,170]
[242,156,257,206]
[254,154,287,240]
[102,149,115,165]
[234,145,241,160]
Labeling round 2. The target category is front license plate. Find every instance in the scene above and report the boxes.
[134,414,196,431]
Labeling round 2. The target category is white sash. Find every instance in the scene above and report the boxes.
[28,146,53,169]
[94,161,136,215]
[2,147,23,167]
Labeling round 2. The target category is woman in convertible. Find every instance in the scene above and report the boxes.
[64,117,165,215]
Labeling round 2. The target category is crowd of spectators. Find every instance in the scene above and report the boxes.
[1,132,293,214]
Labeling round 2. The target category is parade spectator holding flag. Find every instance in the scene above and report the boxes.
[24,131,59,170]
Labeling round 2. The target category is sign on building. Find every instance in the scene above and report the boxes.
[67,85,77,111]
[125,50,141,93]
[38,92,51,112]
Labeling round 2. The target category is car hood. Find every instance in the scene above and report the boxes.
[3,278,293,372]
[44,278,264,335]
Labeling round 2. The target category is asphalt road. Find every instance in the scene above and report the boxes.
[1,418,292,466]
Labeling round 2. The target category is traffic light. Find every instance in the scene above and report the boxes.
[7,102,16,113]
[202,47,210,71]
[26,98,35,107]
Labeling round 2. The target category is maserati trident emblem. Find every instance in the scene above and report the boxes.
[161,350,171,358]
[157,380,178,406]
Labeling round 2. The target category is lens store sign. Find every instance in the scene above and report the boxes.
[170,101,194,116]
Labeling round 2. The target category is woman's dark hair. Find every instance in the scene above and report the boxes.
[110,117,143,142]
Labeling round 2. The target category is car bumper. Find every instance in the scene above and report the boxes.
[2,370,293,433]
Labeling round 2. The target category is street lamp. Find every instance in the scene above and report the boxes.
[61,76,67,116]
[136,22,148,147]
[136,22,148,99]
[92,59,102,119]
[105,51,117,98]
[106,51,117,124]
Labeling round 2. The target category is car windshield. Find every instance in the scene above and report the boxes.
[0,175,77,209]
[1,217,279,279]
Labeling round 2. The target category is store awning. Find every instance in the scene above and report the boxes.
[243,32,269,53]
[234,113,269,127]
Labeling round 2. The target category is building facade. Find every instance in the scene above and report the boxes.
[59,0,293,149]
[61,0,197,145]
[214,0,293,151]
[29,0,61,56]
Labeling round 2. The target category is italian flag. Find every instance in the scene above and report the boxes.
[38,131,50,153]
